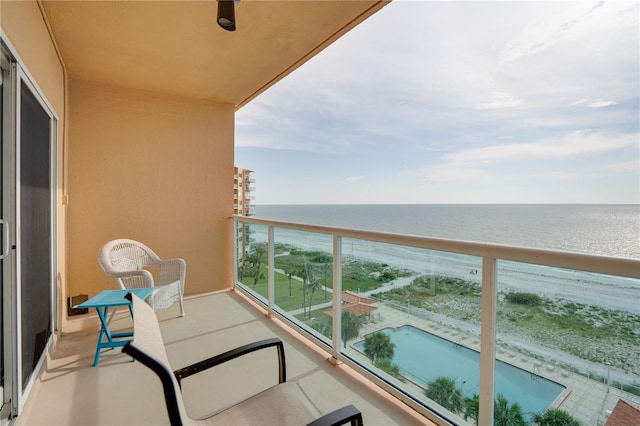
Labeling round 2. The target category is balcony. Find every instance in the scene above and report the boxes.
[232,216,640,425]
[13,216,639,425]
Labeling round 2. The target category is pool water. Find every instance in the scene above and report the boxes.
[356,325,565,418]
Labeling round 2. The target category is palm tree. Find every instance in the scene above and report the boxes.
[286,270,292,297]
[341,311,361,348]
[244,246,265,289]
[307,276,321,319]
[309,316,332,339]
[374,358,405,383]
[297,264,310,313]
[252,269,265,289]
[533,408,580,426]
[494,394,527,426]
[464,394,479,426]
[425,376,465,414]
[363,331,395,362]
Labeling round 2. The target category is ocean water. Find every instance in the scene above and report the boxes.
[252,204,640,259]
[249,204,640,313]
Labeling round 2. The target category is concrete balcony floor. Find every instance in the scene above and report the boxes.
[18,290,431,425]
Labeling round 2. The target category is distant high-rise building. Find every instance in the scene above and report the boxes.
[234,166,254,217]
[234,167,255,264]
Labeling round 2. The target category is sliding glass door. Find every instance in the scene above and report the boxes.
[18,71,53,397]
[0,41,56,419]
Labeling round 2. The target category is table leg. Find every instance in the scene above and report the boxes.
[91,305,135,366]
[92,306,109,366]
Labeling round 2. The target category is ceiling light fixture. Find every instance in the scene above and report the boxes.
[217,0,237,32]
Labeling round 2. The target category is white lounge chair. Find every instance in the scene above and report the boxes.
[98,239,186,316]
[123,292,364,426]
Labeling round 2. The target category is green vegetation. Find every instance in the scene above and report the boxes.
[307,311,362,349]
[425,376,465,414]
[494,394,527,426]
[361,331,405,382]
[363,331,395,362]
[533,408,581,426]
[238,245,410,313]
[237,246,265,288]
[341,311,361,348]
[373,274,640,376]
[430,386,529,426]
[464,394,479,425]
[505,292,542,306]
[374,358,406,383]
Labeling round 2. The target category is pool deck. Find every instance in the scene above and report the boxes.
[350,302,640,426]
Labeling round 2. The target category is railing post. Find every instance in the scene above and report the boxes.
[267,226,275,317]
[232,218,238,290]
[479,257,497,426]
[331,235,342,363]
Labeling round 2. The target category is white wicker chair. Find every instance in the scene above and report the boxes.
[98,239,186,316]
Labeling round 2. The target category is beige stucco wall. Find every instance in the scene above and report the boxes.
[1,1,67,329]
[3,1,236,331]
[67,79,235,307]
[1,2,65,113]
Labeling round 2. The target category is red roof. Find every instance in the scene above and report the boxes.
[606,400,640,426]
[323,303,377,317]
[322,291,377,317]
[342,290,376,305]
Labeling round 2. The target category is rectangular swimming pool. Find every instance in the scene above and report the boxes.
[356,325,565,419]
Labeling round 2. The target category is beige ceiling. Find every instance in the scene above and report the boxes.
[42,0,388,109]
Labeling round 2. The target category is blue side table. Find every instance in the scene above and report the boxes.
[79,288,154,366]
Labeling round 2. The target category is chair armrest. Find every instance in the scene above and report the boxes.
[173,337,286,388]
[157,258,187,273]
[306,405,363,426]
[158,258,185,269]
[157,258,186,286]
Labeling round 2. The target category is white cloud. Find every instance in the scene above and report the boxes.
[588,100,618,108]
[499,2,635,65]
[450,130,636,162]
[597,158,640,174]
[420,130,639,182]
[476,92,523,110]
[345,176,364,182]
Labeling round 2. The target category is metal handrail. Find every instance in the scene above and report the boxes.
[234,215,639,279]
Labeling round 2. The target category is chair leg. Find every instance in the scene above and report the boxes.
[179,297,185,317]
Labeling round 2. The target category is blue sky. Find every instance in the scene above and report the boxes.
[235,1,640,205]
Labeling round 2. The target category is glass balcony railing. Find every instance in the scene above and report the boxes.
[233,216,640,426]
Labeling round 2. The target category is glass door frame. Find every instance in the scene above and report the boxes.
[0,43,15,424]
